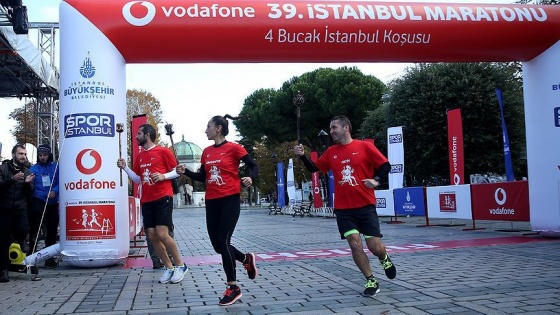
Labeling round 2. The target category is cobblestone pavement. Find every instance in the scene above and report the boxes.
[1,206,559,315]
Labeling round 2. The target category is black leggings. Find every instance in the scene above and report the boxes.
[28,198,59,249]
[205,194,245,282]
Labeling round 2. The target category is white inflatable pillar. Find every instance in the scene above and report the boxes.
[58,1,129,267]
[523,41,560,235]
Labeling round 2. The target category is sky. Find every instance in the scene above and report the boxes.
[0,0,515,159]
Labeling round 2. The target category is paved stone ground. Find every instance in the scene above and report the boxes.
[1,206,559,315]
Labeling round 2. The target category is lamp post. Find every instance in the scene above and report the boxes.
[293,91,304,143]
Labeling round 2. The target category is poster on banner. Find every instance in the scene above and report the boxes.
[375,190,395,216]
[387,127,404,190]
[426,185,472,220]
[394,187,426,216]
[65,199,116,244]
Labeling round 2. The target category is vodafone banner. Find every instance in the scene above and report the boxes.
[471,181,529,222]
[59,0,560,267]
[64,1,560,63]
[310,151,322,208]
[447,109,464,185]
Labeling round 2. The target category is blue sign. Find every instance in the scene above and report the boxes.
[64,113,115,138]
[554,107,560,127]
[394,187,425,216]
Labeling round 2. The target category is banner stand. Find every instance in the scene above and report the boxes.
[416,188,431,227]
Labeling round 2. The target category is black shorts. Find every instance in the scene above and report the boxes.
[142,196,173,229]
[334,205,383,240]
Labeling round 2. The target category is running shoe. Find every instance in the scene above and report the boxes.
[379,254,397,279]
[158,267,174,284]
[219,286,242,306]
[363,277,380,296]
[243,253,258,280]
[170,264,189,284]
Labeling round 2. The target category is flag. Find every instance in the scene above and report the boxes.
[287,158,296,205]
[447,108,465,185]
[277,162,285,207]
[496,88,515,181]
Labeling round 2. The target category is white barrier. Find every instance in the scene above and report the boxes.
[426,185,472,220]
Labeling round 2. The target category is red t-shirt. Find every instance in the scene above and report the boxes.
[133,146,177,203]
[315,140,388,209]
[201,142,247,200]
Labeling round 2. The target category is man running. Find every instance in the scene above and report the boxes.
[294,115,396,296]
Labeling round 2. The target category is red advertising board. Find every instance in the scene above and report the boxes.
[471,181,530,221]
[310,151,323,208]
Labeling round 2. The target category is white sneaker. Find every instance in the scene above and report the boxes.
[170,264,189,284]
[158,268,174,284]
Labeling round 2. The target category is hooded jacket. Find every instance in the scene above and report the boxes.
[30,159,59,204]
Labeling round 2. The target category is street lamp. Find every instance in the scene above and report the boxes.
[293,91,304,143]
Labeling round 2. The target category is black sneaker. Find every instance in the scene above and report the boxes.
[243,253,258,280]
[380,254,397,279]
[45,258,58,268]
[0,270,8,283]
[218,286,242,306]
[152,261,164,269]
[363,277,380,296]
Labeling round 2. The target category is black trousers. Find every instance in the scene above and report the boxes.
[205,194,246,282]
[28,197,59,249]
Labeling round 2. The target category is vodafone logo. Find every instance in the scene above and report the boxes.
[453,174,461,185]
[494,188,507,206]
[76,149,102,175]
[122,1,156,27]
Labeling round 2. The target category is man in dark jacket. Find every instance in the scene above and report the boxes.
[0,144,35,282]
[28,144,59,266]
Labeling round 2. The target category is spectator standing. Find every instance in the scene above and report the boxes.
[28,144,59,267]
[0,144,35,282]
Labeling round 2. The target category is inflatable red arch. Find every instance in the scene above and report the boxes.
[57,0,560,266]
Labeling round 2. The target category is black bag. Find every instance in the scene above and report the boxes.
[12,5,28,35]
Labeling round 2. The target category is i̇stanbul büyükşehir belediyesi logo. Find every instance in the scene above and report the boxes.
[63,52,115,101]
[123,1,156,26]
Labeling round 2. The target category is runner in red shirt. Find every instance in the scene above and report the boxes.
[294,115,396,296]
[176,115,258,306]
[117,124,188,284]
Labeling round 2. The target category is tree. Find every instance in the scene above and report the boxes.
[9,99,38,146]
[385,62,525,184]
[235,67,387,196]
[235,67,387,151]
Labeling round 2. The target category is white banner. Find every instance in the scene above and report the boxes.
[375,189,395,216]
[388,126,404,190]
[287,158,296,206]
[523,41,560,234]
[426,185,472,220]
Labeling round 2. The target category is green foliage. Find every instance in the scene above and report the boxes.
[236,67,386,151]
[386,63,525,183]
